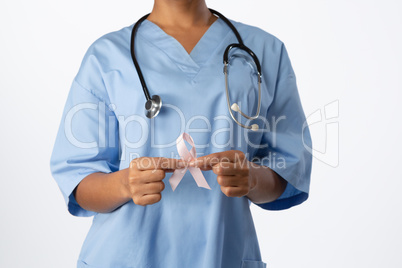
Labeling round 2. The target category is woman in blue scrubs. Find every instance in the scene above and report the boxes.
[50,0,312,267]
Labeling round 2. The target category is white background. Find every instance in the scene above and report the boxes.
[1,0,401,267]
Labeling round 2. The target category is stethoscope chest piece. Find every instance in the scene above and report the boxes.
[145,95,162,119]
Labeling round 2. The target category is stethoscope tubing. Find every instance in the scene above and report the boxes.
[130,13,151,101]
[130,9,263,130]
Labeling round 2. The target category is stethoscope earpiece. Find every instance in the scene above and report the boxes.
[231,103,240,112]
[251,124,259,131]
[230,103,259,131]
[145,95,162,119]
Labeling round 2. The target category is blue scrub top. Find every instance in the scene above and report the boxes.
[50,17,312,268]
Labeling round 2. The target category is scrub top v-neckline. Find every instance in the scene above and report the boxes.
[137,18,230,73]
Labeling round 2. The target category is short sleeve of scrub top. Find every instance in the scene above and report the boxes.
[252,43,312,211]
[50,17,312,268]
[50,50,121,217]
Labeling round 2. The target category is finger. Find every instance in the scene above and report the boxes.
[133,157,184,171]
[144,169,166,182]
[197,164,213,171]
[212,162,248,176]
[131,170,165,183]
[141,181,165,195]
[220,186,248,197]
[189,150,246,168]
[217,175,248,187]
[134,193,162,206]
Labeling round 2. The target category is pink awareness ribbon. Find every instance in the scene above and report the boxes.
[169,133,211,191]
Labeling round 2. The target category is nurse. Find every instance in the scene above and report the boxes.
[50,0,312,267]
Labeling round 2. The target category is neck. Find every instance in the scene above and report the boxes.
[148,0,212,28]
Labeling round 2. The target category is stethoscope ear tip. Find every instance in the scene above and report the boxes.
[231,103,240,112]
[251,124,259,131]
[231,103,259,131]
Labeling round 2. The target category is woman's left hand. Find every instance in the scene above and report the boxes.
[188,150,257,197]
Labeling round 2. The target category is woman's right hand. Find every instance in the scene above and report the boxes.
[126,157,183,206]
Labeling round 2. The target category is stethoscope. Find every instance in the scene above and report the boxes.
[130,9,262,131]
